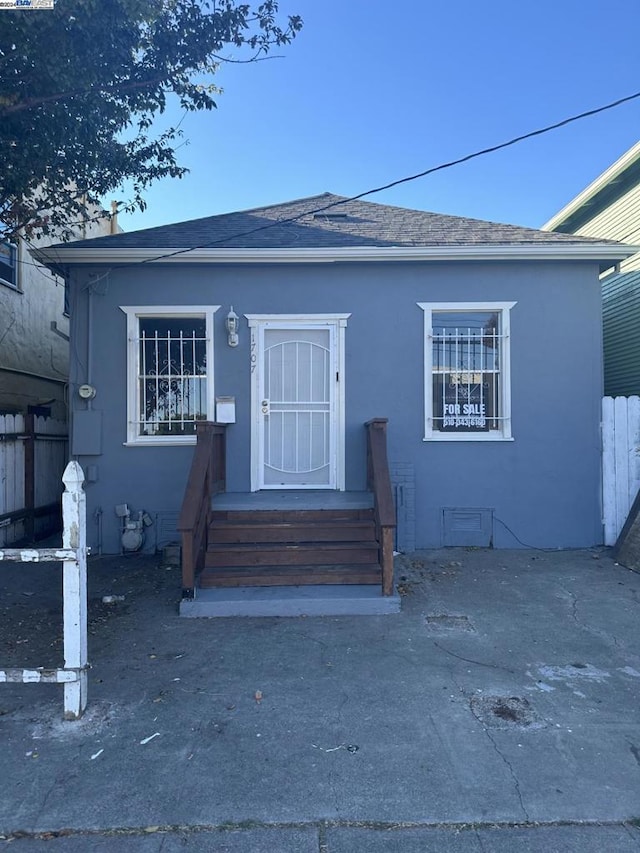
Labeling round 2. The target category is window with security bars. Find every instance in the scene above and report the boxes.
[121,307,217,443]
[138,318,207,436]
[419,302,515,440]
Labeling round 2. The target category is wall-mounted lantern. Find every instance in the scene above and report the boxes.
[225,306,239,347]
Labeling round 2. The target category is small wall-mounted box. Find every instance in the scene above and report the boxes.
[216,396,236,423]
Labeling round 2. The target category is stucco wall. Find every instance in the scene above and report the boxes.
[68,259,604,552]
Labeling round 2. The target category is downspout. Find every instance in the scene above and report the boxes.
[87,285,93,411]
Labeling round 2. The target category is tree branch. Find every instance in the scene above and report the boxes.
[0,76,171,117]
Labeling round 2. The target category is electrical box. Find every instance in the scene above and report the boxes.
[216,396,236,424]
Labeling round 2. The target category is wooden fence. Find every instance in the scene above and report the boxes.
[0,414,67,546]
[602,396,640,546]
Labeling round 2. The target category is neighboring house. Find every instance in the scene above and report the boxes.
[34,193,632,602]
[0,204,118,419]
[542,142,640,396]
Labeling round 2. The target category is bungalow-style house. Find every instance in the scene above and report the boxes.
[34,193,633,611]
[542,141,640,396]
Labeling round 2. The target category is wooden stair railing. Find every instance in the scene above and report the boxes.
[365,418,397,595]
[177,422,227,598]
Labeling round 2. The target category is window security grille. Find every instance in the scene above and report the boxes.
[137,318,207,436]
[432,312,503,432]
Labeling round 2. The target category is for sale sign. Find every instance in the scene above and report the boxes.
[441,373,490,431]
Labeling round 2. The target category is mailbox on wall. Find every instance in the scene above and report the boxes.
[216,396,236,423]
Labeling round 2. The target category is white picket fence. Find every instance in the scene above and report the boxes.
[602,396,640,545]
[0,462,88,720]
[0,414,67,546]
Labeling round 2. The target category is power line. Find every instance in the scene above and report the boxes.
[17,86,640,277]
[130,88,640,267]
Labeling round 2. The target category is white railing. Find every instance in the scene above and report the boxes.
[602,396,640,545]
[0,462,88,720]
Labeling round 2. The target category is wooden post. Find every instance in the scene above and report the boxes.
[381,526,394,596]
[61,461,88,720]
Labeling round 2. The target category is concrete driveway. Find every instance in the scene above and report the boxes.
[1,547,639,851]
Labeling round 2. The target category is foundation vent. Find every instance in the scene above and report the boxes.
[442,507,493,547]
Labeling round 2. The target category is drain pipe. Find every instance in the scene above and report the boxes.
[94,506,103,556]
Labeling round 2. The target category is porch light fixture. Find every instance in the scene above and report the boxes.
[225,306,239,347]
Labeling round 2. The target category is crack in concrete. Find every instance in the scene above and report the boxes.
[621,821,640,849]
[288,631,331,668]
[469,702,530,822]
[627,740,640,767]
[432,640,516,674]
[556,584,629,652]
[3,818,636,841]
[318,822,329,853]
[328,686,351,820]
[474,827,488,851]
[39,774,60,817]
[556,584,580,625]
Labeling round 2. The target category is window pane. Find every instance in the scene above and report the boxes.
[432,311,501,432]
[0,241,18,289]
[138,317,207,436]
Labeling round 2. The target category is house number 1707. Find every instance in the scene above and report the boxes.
[250,332,257,373]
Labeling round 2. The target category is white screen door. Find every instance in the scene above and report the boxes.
[260,324,336,488]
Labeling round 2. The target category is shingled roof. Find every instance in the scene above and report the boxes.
[58,192,619,251]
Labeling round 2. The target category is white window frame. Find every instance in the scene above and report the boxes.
[120,305,219,446]
[0,240,20,291]
[418,301,516,442]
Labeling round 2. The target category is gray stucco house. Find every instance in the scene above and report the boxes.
[35,193,632,601]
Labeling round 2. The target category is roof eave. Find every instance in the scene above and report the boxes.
[542,141,640,232]
[31,243,638,268]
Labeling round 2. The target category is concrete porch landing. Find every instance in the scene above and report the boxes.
[211,490,374,511]
[180,583,401,618]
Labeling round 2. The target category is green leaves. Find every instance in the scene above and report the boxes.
[0,0,302,240]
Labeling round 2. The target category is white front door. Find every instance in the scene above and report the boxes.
[247,315,349,490]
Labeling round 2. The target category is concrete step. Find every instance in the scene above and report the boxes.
[180,584,401,618]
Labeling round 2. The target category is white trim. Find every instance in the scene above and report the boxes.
[0,239,20,291]
[246,313,351,323]
[246,314,350,491]
[34,243,638,266]
[418,301,516,442]
[119,305,220,446]
[542,141,640,232]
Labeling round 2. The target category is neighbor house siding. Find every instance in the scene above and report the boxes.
[67,258,604,554]
[562,182,640,274]
[0,212,115,419]
[602,270,640,396]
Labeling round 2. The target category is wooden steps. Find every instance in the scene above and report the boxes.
[209,521,376,545]
[199,506,382,589]
[199,563,381,588]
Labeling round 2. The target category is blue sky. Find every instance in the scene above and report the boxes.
[117,0,640,233]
